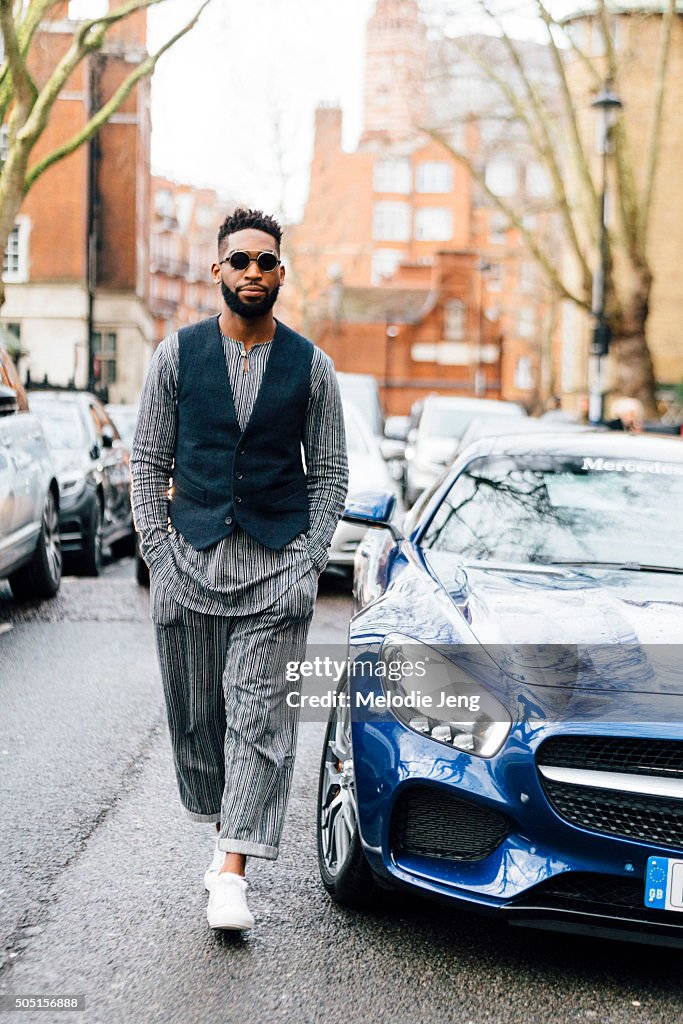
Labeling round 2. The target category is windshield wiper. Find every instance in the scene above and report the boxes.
[539,559,683,575]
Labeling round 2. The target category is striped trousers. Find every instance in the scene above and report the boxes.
[153,568,317,860]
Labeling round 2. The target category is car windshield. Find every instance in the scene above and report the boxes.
[423,453,683,571]
[31,400,86,450]
[420,402,522,441]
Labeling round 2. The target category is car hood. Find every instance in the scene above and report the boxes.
[425,551,683,694]
[50,448,90,479]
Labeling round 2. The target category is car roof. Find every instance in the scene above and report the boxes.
[29,390,97,404]
[422,395,524,411]
[457,431,683,463]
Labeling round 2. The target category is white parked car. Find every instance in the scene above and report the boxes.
[326,402,401,573]
[404,395,527,505]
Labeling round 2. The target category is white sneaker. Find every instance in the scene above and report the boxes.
[204,842,225,891]
[206,872,255,931]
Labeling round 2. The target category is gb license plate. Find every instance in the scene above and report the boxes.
[645,856,683,911]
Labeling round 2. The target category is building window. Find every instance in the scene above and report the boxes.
[514,355,534,390]
[526,162,551,198]
[154,188,174,218]
[0,125,8,168]
[2,217,29,283]
[444,299,466,341]
[416,161,452,194]
[489,212,508,245]
[69,0,108,19]
[518,307,535,339]
[520,261,535,292]
[486,262,503,291]
[92,331,117,387]
[414,206,452,241]
[373,159,411,194]
[372,201,411,242]
[485,159,518,197]
[372,249,403,284]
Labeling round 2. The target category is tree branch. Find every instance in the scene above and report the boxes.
[641,0,676,247]
[24,1,212,192]
[448,35,593,285]
[422,127,590,311]
[534,0,601,244]
[0,1,60,119]
[0,0,38,115]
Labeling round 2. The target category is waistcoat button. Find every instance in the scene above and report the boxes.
[224,516,233,525]
[235,472,243,480]
[235,496,242,503]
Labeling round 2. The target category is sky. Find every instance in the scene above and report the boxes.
[146,0,568,220]
[148,0,375,220]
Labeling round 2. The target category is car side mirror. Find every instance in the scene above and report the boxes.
[380,438,407,462]
[0,385,19,417]
[343,490,404,542]
[101,426,114,448]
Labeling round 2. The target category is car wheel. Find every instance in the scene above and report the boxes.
[317,677,379,906]
[9,489,62,600]
[110,529,136,559]
[75,498,103,577]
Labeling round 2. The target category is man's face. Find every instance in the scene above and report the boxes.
[212,227,285,320]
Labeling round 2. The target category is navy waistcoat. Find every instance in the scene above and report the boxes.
[170,315,314,550]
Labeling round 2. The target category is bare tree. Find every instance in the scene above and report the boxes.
[426,0,678,413]
[0,0,211,309]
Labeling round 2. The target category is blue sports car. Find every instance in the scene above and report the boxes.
[316,433,683,946]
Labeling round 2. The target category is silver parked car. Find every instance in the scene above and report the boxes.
[0,346,62,600]
[404,395,527,505]
[326,402,401,573]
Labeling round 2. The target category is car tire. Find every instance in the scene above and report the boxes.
[8,489,62,600]
[316,677,379,907]
[75,498,103,577]
[110,529,136,559]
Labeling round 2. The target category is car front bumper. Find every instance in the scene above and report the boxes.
[349,678,683,945]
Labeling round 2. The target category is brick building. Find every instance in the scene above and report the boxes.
[1,1,153,402]
[149,177,230,342]
[288,0,558,414]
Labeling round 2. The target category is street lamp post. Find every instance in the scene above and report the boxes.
[589,81,623,425]
[475,258,490,397]
[384,322,399,416]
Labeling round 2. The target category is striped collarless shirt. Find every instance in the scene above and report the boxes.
[130,324,348,616]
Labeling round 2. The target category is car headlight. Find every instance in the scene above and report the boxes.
[379,634,511,757]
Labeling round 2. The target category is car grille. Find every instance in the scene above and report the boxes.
[390,787,509,862]
[511,872,678,922]
[538,736,683,779]
[537,736,683,849]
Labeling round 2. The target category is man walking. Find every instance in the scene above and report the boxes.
[131,208,348,931]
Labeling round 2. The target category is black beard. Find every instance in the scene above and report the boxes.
[221,280,279,319]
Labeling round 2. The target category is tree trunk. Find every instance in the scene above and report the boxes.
[610,265,658,417]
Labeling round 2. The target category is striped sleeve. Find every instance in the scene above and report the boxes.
[130,335,179,567]
[303,347,348,573]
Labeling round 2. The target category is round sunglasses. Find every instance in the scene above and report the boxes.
[220,250,281,273]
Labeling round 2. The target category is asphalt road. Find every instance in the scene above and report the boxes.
[1,560,682,1024]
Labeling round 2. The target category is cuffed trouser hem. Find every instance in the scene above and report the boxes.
[217,839,279,860]
[183,807,221,824]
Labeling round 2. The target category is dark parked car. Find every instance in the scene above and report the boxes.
[28,391,135,575]
[0,346,62,599]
